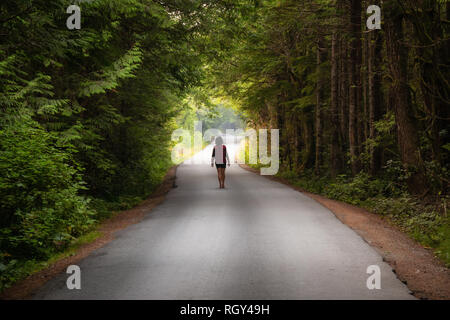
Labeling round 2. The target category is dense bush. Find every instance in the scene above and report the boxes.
[324,173,386,204]
[0,117,94,260]
[367,195,450,265]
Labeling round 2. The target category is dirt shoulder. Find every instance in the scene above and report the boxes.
[240,164,450,300]
[0,166,178,300]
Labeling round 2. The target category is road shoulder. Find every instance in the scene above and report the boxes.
[240,164,450,300]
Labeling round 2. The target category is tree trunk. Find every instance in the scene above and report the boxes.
[368,13,383,175]
[339,42,348,145]
[330,31,341,178]
[338,0,348,153]
[315,38,326,175]
[385,3,427,194]
[362,25,369,146]
[348,0,362,175]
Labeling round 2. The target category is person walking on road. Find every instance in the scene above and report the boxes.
[211,136,230,189]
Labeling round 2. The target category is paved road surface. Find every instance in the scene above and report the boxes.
[33,144,414,299]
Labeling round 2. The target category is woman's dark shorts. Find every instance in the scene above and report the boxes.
[215,163,226,169]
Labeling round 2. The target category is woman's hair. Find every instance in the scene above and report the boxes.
[215,136,223,145]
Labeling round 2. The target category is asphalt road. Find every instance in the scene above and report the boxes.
[33,144,414,299]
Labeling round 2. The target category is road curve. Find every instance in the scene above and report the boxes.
[33,145,414,299]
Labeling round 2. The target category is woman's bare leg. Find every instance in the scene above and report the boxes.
[216,168,221,187]
[222,168,226,188]
[219,168,224,188]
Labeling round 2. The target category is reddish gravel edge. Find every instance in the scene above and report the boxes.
[0,166,178,300]
[240,164,450,300]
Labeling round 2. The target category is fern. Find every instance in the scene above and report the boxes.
[79,44,143,97]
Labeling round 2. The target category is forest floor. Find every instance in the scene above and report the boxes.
[0,166,178,300]
[240,164,450,300]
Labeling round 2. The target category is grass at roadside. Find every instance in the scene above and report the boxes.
[0,230,102,292]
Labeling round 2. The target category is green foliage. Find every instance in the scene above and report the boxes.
[0,230,102,292]
[79,44,143,98]
[0,0,244,291]
[366,195,450,266]
[324,173,385,205]
[0,114,94,261]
